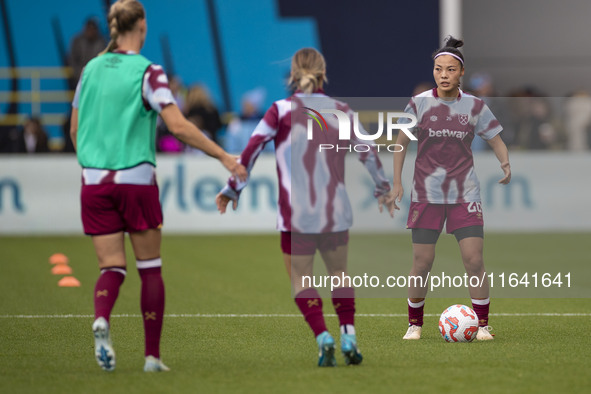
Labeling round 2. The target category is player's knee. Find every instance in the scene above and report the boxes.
[413,249,435,270]
[98,261,126,270]
[412,256,434,274]
[97,255,126,270]
[414,263,434,278]
[462,254,484,272]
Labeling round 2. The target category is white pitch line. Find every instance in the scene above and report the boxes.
[0,312,590,319]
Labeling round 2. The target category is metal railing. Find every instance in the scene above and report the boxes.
[0,67,74,127]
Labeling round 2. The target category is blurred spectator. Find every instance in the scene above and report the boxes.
[0,117,50,153]
[225,88,270,154]
[0,127,14,153]
[467,72,498,152]
[168,75,186,110]
[61,115,75,153]
[157,132,185,153]
[506,87,560,150]
[22,118,50,153]
[563,91,591,151]
[468,72,496,97]
[68,17,107,85]
[184,84,223,144]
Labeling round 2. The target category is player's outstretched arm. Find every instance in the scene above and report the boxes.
[160,104,247,181]
[354,148,391,215]
[486,134,511,184]
[216,103,278,215]
[348,111,392,215]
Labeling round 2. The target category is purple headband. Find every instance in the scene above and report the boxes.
[434,51,464,65]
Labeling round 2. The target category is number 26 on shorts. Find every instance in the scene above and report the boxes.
[467,202,482,213]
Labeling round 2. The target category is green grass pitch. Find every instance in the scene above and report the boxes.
[0,233,589,393]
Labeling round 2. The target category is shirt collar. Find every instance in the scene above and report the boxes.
[112,49,137,55]
[432,87,462,100]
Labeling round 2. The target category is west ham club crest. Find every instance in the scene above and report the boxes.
[458,113,469,125]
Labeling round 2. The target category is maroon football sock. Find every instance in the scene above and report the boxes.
[408,299,425,326]
[138,264,165,358]
[331,287,355,327]
[472,298,490,327]
[94,268,126,322]
[295,288,328,337]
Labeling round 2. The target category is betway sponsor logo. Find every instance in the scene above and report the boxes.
[428,128,469,140]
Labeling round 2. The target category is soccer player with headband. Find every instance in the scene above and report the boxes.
[216,48,394,366]
[70,0,246,373]
[387,36,512,341]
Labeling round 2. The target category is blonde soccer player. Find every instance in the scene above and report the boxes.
[216,48,394,366]
[71,0,246,372]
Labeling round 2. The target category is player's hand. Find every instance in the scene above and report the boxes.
[216,192,238,214]
[221,153,248,182]
[383,184,403,218]
[498,162,511,184]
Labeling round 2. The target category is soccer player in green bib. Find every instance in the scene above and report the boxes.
[70,0,246,372]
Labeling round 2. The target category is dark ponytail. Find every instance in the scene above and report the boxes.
[432,35,465,67]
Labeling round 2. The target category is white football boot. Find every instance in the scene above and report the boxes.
[92,317,115,371]
[144,355,171,372]
[403,325,422,340]
[476,326,494,340]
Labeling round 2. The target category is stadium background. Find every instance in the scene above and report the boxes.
[0,1,590,393]
[1,0,590,235]
[2,0,591,140]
